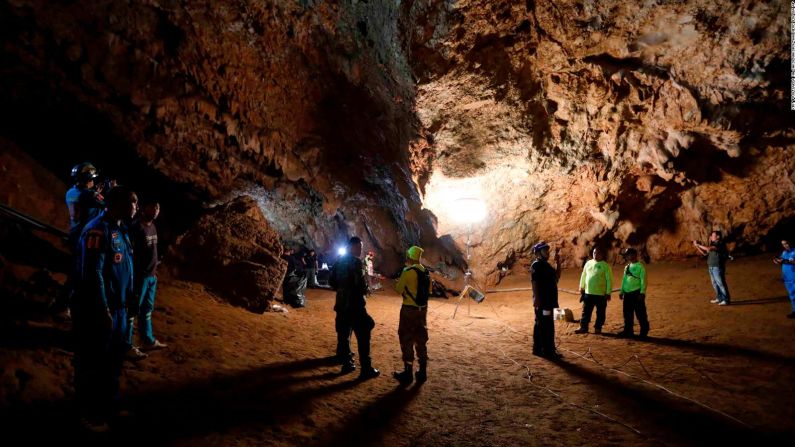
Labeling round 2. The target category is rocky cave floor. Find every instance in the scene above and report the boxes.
[2,255,795,446]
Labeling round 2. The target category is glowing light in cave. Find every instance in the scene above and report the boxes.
[337,247,347,256]
[451,197,487,224]
[423,173,489,233]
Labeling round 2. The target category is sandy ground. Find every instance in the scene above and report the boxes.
[2,255,795,446]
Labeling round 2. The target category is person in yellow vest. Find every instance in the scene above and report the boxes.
[617,248,649,338]
[393,246,432,384]
[575,247,613,334]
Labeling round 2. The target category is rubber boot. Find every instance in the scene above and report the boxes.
[392,362,413,385]
[415,362,427,383]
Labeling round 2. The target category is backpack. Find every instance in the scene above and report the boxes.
[406,266,430,307]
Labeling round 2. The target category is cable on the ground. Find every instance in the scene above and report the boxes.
[485,318,752,429]
[495,345,645,437]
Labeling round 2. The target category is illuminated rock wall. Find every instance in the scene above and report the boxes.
[1,0,792,286]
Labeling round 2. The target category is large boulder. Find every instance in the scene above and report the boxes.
[170,196,286,313]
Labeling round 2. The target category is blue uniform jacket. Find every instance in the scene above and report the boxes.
[781,248,795,282]
[79,212,134,310]
[66,186,104,242]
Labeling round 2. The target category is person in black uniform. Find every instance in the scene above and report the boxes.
[73,186,137,432]
[530,241,562,359]
[329,236,380,379]
[281,247,307,307]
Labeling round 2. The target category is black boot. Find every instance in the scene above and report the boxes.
[359,365,380,380]
[393,363,413,384]
[415,362,427,383]
[340,360,356,374]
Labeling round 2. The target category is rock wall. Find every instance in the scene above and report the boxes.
[408,0,794,280]
[1,0,792,286]
[169,196,285,312]
[0,0,451,277]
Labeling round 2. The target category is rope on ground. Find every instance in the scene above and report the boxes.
[495,345,644,437]
[490,320,753,429]
[556,345,752,428]
[452,312,646,437]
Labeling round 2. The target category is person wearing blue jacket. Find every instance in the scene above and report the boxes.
[73,186,137,433]
[773,239,795,319]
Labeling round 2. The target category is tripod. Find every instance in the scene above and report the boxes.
[452,223,484,319]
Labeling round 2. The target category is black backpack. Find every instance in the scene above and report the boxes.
[406,266,430,306]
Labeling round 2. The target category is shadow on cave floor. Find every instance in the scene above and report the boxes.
[314,383,423,447]
[596,332,795,364]
[552,359,792,444]
[726,296,789,306]
[0,355,418,445]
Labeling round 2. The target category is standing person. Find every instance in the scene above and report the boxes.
[617,248,649,338]
[393,246,432,384]
[575,247,613,334]
[281,247,307,308]
[364,251,382,291]
[304,249,321,288]
[125,200,167,359]
[57,162,105,319]
[693,230,731,305]
[329,237,380,379]
[73,186,137,432]
[773,239,795,319]
[530,242,562,359]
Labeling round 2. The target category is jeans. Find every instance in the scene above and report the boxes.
[708,266,731,304]
[621,291,649,335]
[784,280,795,312]
[126,275,158,347]
[579,294,608,330]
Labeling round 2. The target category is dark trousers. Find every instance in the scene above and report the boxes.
[622,291,649,335]
[335,309,375,368]
[579,294,608,330]
[283,274,307,307]
[72,305,127,420]
[398,305,428,365]
[533,308,556,354]
[55,236,81,311]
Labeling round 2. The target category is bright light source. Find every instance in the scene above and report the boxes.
[337,247,347,256]
[451,198,487,224]
[423,173,488,231]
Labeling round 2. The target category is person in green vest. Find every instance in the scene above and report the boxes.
[393,245,432,384]
[575,247,613,334]
[617,248,649,338]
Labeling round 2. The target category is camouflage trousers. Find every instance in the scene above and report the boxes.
[398,305,428,365]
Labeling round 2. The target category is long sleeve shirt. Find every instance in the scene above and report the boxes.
[781,248,795,282]
[531,259,559,310]
[579,259,612,296]
[395,263,432,307]
[329,255,369,312]
[620,262,647,294]
[79,213,134,310]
